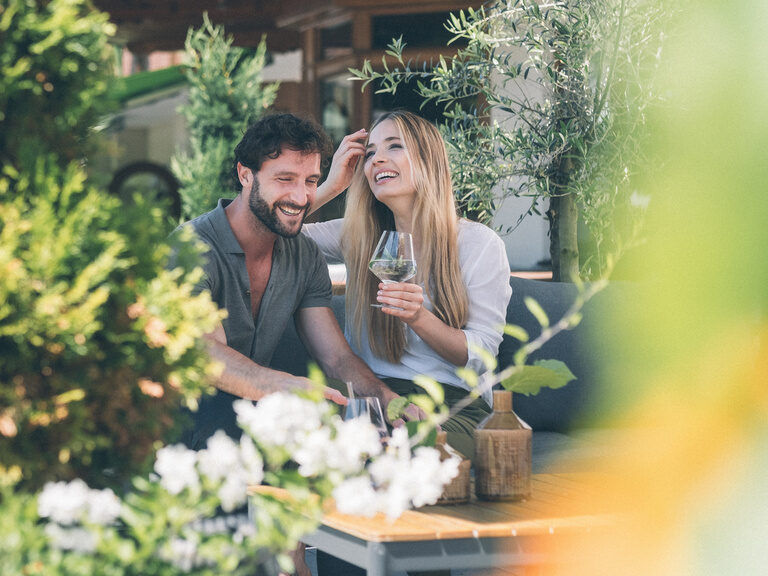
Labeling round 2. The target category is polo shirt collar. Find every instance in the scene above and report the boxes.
[210,198,287,257]
[211,198,244,254]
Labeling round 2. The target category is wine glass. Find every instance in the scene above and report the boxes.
[343,397,389,441]
[368,231,417,309]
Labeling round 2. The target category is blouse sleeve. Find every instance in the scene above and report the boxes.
[459,222,512,374]
[301,219,344,262]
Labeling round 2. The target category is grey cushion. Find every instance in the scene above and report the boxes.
[269,295,346,377]
[499,277,635,432]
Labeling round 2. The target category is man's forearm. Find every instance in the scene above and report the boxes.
[205,336,311,400]
[322,352,428,423]
[321,351,398,405]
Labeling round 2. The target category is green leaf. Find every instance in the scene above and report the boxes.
[455,367,479,389]
[503,324,529,342]
[500,359,576,396]
[524,296,549,328]
[410,393,436,414]
[405,420,420,437]
[306,363,326,386]
[409,422,437,446]
[413,375,444,405]
[53,387,86,404]
[568,312,583,328]
[475,346,498,371]
[386,396,410,421]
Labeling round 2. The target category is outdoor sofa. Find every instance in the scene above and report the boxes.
[270,275,630,473]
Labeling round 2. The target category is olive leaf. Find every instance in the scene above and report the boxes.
[501,359,576,396]
[413,375,445,405]
[386,396,410,422]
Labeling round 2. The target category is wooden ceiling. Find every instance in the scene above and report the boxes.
[92,0,477,53]
[91,0,339,52]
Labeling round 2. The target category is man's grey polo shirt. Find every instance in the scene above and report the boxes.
[181,198,332,447]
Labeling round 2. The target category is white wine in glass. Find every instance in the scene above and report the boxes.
[368,231,416,308]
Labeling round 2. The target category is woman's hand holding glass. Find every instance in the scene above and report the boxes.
[376,281,425,322]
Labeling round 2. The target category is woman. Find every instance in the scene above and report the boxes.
[304,110,512,460]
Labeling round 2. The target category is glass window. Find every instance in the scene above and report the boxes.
[371,77,476,125]
[372,12,466,50]
[108,162,181,225]
[309,74,353,222]
[320,21,353,60]
[372,80,446,125]
[320,74,352,145]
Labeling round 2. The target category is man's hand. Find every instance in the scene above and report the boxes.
[292,375,347,406]
[323,386,347,406]
[388,399,429,429]
[379,388,428,427]
[204,324,349,404]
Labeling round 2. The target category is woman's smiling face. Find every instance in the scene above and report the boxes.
[363,119,415,206]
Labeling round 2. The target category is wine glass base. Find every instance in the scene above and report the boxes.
[370,304,404,311]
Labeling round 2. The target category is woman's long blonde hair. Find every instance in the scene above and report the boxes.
[341,111,469,363]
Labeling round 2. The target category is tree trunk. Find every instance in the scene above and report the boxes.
[547,194,579,282]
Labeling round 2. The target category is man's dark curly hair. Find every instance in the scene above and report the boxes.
[232,113,333,189]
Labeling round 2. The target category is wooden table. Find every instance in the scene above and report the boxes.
[301,473,612,575]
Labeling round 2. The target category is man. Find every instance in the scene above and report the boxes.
[178,113,416,450]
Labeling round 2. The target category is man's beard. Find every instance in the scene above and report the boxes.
[247,179,309,238]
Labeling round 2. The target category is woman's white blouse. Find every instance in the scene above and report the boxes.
[302,218,512,407]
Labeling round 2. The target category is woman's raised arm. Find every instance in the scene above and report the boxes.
[311,129,367,214]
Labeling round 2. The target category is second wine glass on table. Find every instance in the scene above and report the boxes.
[368,231,417,309]
[343,397,389,441]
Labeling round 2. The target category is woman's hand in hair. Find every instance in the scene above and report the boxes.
[377,282,425,323]
[313,129,367,213]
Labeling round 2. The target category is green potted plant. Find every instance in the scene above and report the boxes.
[351,0,667,280]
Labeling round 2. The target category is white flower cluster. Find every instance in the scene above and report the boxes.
[235,394,331,449]
[235,394,460,519]
[43,524,99,554]
[36,392,460,565]
[162,537,199,572]
[334,427,460,519]
[159,515,253,572]
[37,433,264,563]
[155,430,264,512]
[38,479,122,526]
[37,479,122,553]
[630,190,651,210]
[235,397,383,478]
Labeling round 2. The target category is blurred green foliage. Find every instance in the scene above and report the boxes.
[172,14,279,219]
[0,0,116,169]
[598,0,768,404]
[0,156,224,490]
[0,0,224,490]
[565,3,768,572]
